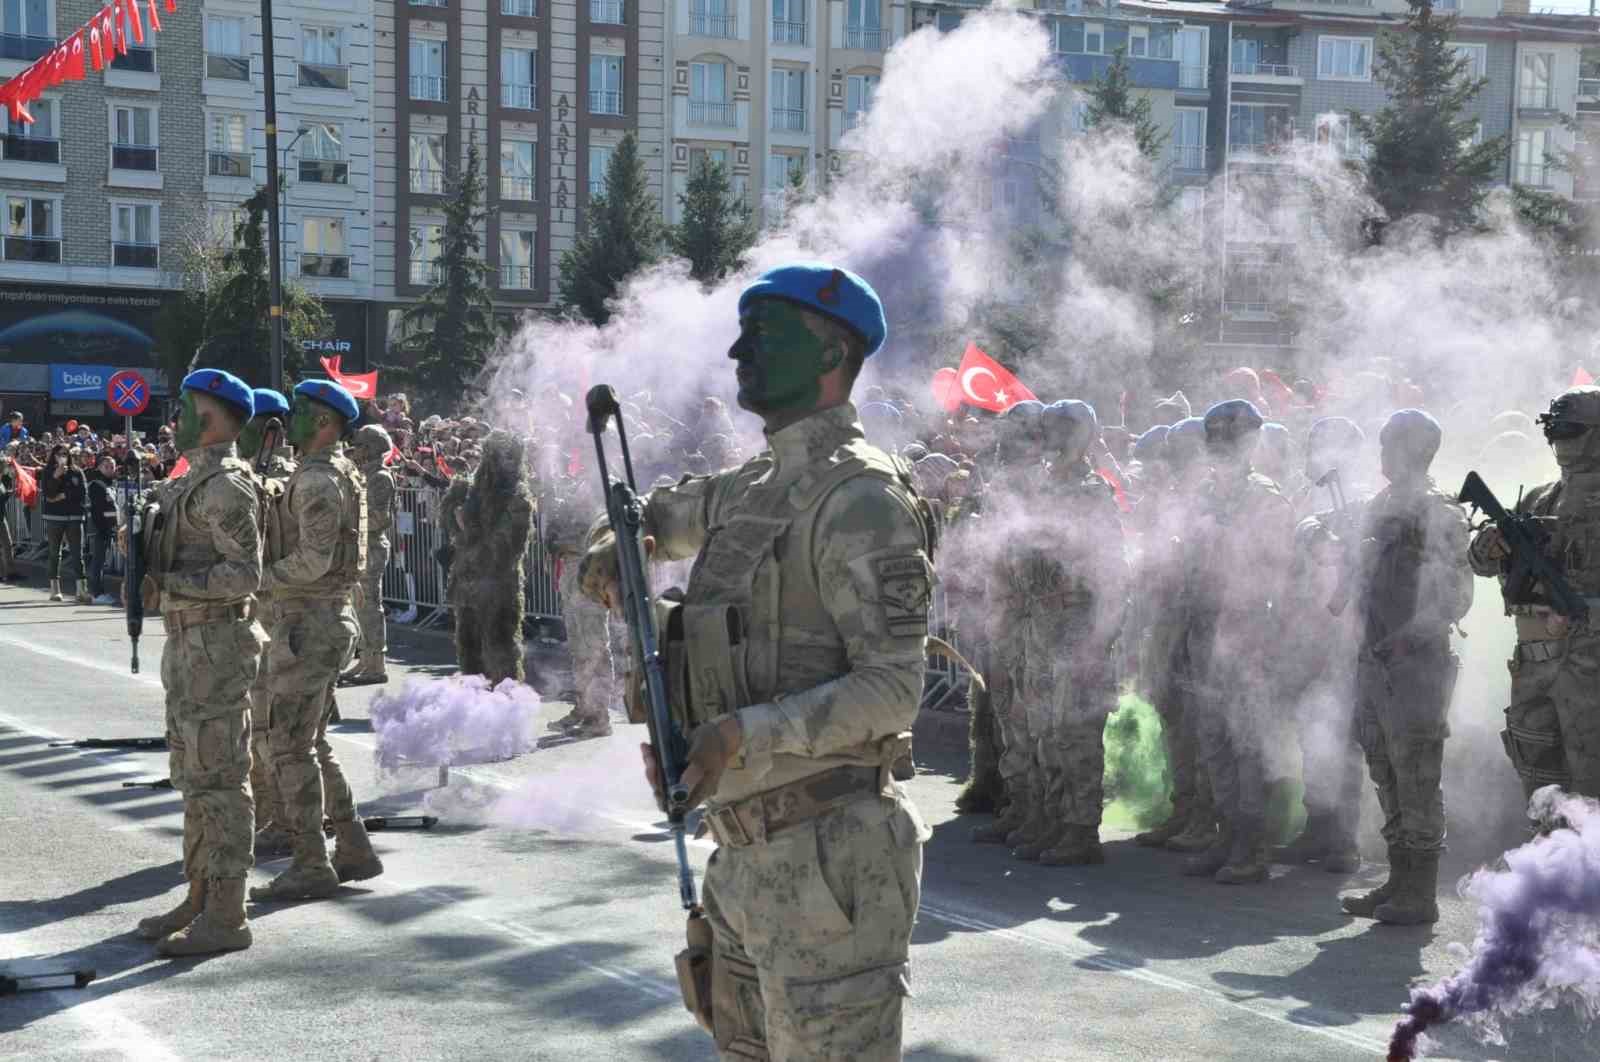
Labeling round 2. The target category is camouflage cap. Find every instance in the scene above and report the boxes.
[1541,386,1600,428]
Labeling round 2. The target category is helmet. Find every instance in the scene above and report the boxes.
[1132,424,1170,464]
[1378,409,1442,479]
[1539,386,1600,470]
[1202,399,1264,454]
[349,423,393,466]
[1040,399,1097,461]
[1306,416,1366,482]
[997,400,1046,464]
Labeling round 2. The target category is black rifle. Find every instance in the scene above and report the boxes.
[121,778,174,790]
[321,814,438,835]
[253,417,283,477]
[51,737,167,750]
[585,384,697,915]
[126,483,153,674]
[1319,468,1362,617]
[1459,470,1589,623]
[1,970,96,994]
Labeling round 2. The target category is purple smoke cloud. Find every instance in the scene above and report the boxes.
[370,675,542,770]
[1389,787,1600,1060]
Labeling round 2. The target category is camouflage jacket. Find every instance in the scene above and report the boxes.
[149,441,262,611]
[262,446,366,600]
[1356,478,1471,650]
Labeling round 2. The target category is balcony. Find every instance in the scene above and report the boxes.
[501,174,535,200]
[1230,60,1298,80]
[113,242,159,268]
[412,0,447,6]
[689,11,736,37]
[409,260,444,285]
[208,151,252,178]
[689,100,736,127]
[589,178,605,198]
[112,143,159,171]
[299,62,349,90]
[845,26,884,50]
[2,235,61,263]
[1581,77,1600,100]
[1223,301,1275,321]
[1179,63,1206,90]
[1516,162,1552,188]
[0,33,54,61]
[591,0,623,23]
[590,89,623,115]
[205,53,249,80]
[500,264,533,289]
[111,47,156,73]
[772,19,807,46]
[1,135,59,164]
[1170,143,1211,173]
[771,107,806,132]
[844,111,864,131]
[410,75,447,101]
[301,253,351,278]
[410,168,445,194]
[299,159,349,184]
[500,0,535,14]
[501,82,537,110]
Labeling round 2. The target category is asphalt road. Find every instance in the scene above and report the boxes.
[0,579,1588,1062]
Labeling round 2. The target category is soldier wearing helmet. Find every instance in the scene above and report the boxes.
[341,424,397,686]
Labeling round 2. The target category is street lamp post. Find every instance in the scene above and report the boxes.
[261,0,284,389]
[277,127,309,310]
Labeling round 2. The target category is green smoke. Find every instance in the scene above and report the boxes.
[1101,693,1173,829]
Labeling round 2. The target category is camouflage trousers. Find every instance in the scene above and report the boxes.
[1502,634,1600,801]
[1021,658,1114,829]
[356,539,389,655]
[161,612,266,880]
[1152,669,1211,824]
[559,560,614,723]
[1355,643,1458,853]
[266,597,360,863]
[1189,623,1270,835]
[249,598,282,831]
[989,646,1032,787]
[703,793,929,1062]
[1290,676,1364,837]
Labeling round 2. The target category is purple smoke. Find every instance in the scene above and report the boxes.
[370,675,541,770]
[1388,787,1600,1060]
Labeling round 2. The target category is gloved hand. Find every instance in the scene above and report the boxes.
[580,534,653,616]
[1472,524,1510,564]
[639,714,743,813]
[140,572,161,611]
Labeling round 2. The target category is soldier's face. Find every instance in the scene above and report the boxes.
[237,415,270,459]
[287,396,324,449]
[728,300,833,416]
[173,392,205,452]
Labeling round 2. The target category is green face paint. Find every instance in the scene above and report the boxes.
[173,391,204,452]
[287,395,322,449]
[727,299,836,416]
[236,415,268,459]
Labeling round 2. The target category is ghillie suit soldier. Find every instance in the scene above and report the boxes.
[451,431,535,686]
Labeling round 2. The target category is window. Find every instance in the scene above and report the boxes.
[112,105,157,171]
[1517,128,1551,186]
[300,27,348,89]
[690,0,735,38]
[412,0,447,7]
[299,122,347,184]
[765,152,802,217]
[689,61,734,126]
[4,195,60,262]
[1177,26,1207,89]
[1317,37,1371,81]
[409,131,445,193]
[770,67,805,132]
[501,46,537,109]
[1520,52,1554,110]
[1314,113,1366,160]
[986,178,1018,213]
[409,223,443,284]
[1083,23,1103,56]
[410,39,447,101]
[589,55,623,114]
[2,98,57,163]
[1149,28,1173,60]
[846,0,882,51]
[845,73,877,131]
[112,202,158,268]
[501,139,535,200]
[1129,27,1148,59]
[111,7,156,73]
[1449,42,1486,82]
[301,216,349,277]
[1229,103,1293,152]
[772,0,806,46]
[1225,258,1276,320]
[1172,107,1205,170]
[205,16,249,80]
[0,0,52,62]
[689,146,728,174]
[500,0,536,14]
[1176,187,1204,246]
[1231,37,1260,75]
[591,0,623,24]
[589,144,613,198]
[499,229,534,288]
[210,207,246,247]
[1069,99,1089,133]
[207,112,250,177]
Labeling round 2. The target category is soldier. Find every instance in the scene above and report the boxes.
[1470,386,1600,804]
[580,264,936,1060]
[450,431,535,687]
[1340,411,1471,924]
[341,424,398,686]
[1181,401,1294,885]
[546,471,618,739]
[131,370,264,956]
[251,381,383,901]
[235,387,296,857]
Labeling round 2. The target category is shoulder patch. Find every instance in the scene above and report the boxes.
[876,554,931,637]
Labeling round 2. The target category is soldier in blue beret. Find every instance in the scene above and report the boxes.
[237,388,291,470]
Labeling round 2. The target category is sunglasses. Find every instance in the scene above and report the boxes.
[1540,418,1589,441]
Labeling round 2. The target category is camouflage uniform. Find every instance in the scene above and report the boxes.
[546,488,617,730]
[614,404,935,1061]
[249,452,297,842]
[450,435,534,686]
[356,454,396,665]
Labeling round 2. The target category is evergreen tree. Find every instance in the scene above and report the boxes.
[670,156,757,283]
[558,133,665,324]
[1083,47,1168,159]
[1353,0,1507,241]
[392,139,501,407]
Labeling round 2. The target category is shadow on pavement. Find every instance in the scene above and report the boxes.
[0,860,184,933]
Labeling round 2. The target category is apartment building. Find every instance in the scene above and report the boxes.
[370,0,667,350]
[0,0,207,422]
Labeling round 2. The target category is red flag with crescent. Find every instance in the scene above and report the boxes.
[953,342,1036,413]
[930,367,962,413]
[319,355,379,400]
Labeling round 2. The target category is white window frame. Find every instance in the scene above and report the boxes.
[1517,128,1552,187]
[299,24,349,90]
[206,110,251,178]
[771,0,807,46]
[1314,113,1367,160]
[2,96,60,164]
[501,139,536,200]
[588,144,614,198]
[589,53,624,114]
[0,0,53,40]
[766,150,802,192]
[111,102,158,148]
[845,72,878,131]
[109,199,159,269]
[209,206,247,247]
[1520,51,1555,110]
[300,214,349,277]
[770,66,806,132]
[108,102,160,183]
[3,193,63,264]
[1129,26,1148,59]
[410,37,448,101]
[1069,99,1090,133]
[409,130,446,193]
[689,60,734,126]
[409,222,445,285]
[1448,41,1487,82]
[1317,36,1371,82]
[1177,25,1208,90]
[501,46,538,110]
[499,228,536,289]
[1172,106,1206,170]
[203,14,250,81]
[1083,22,1103,56]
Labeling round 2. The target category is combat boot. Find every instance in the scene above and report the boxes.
[1181,826,1233,878]
[250,833,340,901]
[254,824,293,859]
[1166,812,1220,853]
[48,579,62,601]
[1134,807,1188,848]
[547,708,585,733]
[954,776,1001,815]
[1214,821,1269,885]
[158,878,251,956]
[1013,823,1067,862]
[338,652,388,687]
[571,716,614,741]
[1271,813,1331,864]
[1040,825,1106,866]
[135,877,204,941]
[971,792,1028,843]
[1004,780,1052,849]
[1321,834,1362,875]
[1340,846,1400,917]
[330,819,385,883]
[1374,850,1441,925]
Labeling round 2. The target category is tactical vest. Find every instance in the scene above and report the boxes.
[267,453,367,592]
[145,456,262,608]
[1527,479,1600,598]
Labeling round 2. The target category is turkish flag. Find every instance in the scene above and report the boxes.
[386,444,401,466]
[319,355,379,400]
[1572,366,1595,388]
[121,0,145,45]
[14,465,37,508]
[954,343,1036,413]
[67,31,88,80]
[168,455,190,479]
[930,367,962,413]
[146,0,162,31]
[435,453,454,479]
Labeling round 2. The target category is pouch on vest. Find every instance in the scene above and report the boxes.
[684,603,748,727]
[674,907,715,1035]
[624,592,687,727]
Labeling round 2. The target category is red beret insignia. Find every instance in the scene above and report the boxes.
[817,268,844,306]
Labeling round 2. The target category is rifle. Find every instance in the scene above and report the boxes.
[126,483,153,674]
[121,778,174,790]
[51,737,167,750]
[321,814,438,835]
[1319,468,1361,617]
[1459,471,1589,624]
[1,970,96,994]
[253,417,283,477]
[585,384,697,914]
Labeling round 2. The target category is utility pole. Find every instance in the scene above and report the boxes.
[261,0,284,389]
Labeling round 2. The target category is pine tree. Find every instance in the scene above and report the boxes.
[1353,0,1507,241]
[670,155,756,283]
[1083,47,1168,159]
[558,133,665,324]
[393,139,501,406]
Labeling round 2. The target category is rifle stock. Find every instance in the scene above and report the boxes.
[126,481,150,674]
[1459,470,1589,623]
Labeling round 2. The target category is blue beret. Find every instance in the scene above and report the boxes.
[858,401,902,423]
[1203,399,1264,443]
[181,369,254,418]
[1380,409,1442,454]
[1132,424,1170,462]
[738,262,888,357]
[252,388,291,419]
[1042,399,1098,450]
[294,379,360,424]
[1308,416,1365,453]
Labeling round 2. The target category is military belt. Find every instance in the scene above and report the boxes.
[704,765,882,849]
[163,600,253,633]
[271,593,354,613]
[1516,639,1566,664]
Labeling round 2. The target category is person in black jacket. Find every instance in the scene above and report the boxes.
[40,444,88,602]
[0,450,18,583]
[86,454,120,605]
